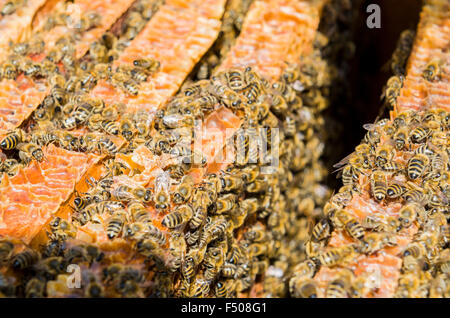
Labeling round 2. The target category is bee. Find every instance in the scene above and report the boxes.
[106,209,128,239]
[270,94,288,116]
[215,280,235,298]
[311,218,332,242]
[127,201,150,224]
[407,153,429,180]
[0,128,25,150]
[272,79,295,103]
[1,62,18,80]
[72,202,104,226]
[133,58,160,72]
[223,69,246,91]
[183,80,209,96]
[185,229,201,246]
[360,232,397,254]
[409,126,430,144]
[393,126,409,150]
[99,138,119,155]
[403,242,427,259]
[123,222,151,241]
[17,142,45,164]
[10,249,40,270]
[318,245,357,267]
[389,29,414,75]
[290,277,318,298]
[375,144,395,167]
[1,0,22,16]
[402,186,428,204]
[383,75,404,108]
[21,59,42,77]
[385,182,407,199]
[135,239,159,257]
[161,204,193,229]
[215,193,236,214]
[49,217,76,240]
[326,269,353,298]
[189,278,210,298]
[370,170,387,201]
[181,254,197,282]
[154,172,171,212]
[0,239,14,263]
[172,175,194,204]
[244,224,267,243]
[25,278,45,298]
[34,256,66,278]
[203,247,225,281]
[85,281,105,298]
[422,60,441,81]
[398,203,420,228]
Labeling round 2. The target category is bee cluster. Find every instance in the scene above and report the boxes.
[0,0,342,298]
[0,39,337,297]
[290,108,449,298]
[0,0,163,176]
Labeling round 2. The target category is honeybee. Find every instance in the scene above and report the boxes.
[161,204,193,229]
[311,218,332,242]
[25,277,45,298]
[383,75,404,108]
[360,232,397,254]
[185,229,200,246]
[291,259,318,279]
[318,245,357,267]
[0,128,25,150]
[166,231,186,270]
[203,247,225,281]
[49,217,76,240]
[330,209,364,240]
[199,217,228,247]
[123,222,151,241]
[0,239,14,263]
[398,203,421,228]
[215,193,236,214]
[409,126,430,144]
[133,58,160,73]
[181,254,197,282]
[326,269,353,298]
[1,62,18,80]
[422,60,442,81]
[370,170,387,201]
[290,277,319,298]
[407,153,429,180]
[172,175,194,204]
[17,142,45,164]
[154,172,171,212]
[99,137,119,155]
[106,209,128,239]
[215,280,235,297]
[1,0,23,16]
[222,69,246,91]
[184,80,209,96]
[85,281,105,298]
[188,278,210,298]
[10,249,40,270]
[128,201,151,224]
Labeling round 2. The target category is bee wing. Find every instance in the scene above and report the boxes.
[332,152,354,169]
[155,171,171,192]
[362,123,376,131]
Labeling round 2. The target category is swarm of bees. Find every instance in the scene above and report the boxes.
[0,0,340,298]
[290,108,450,298]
